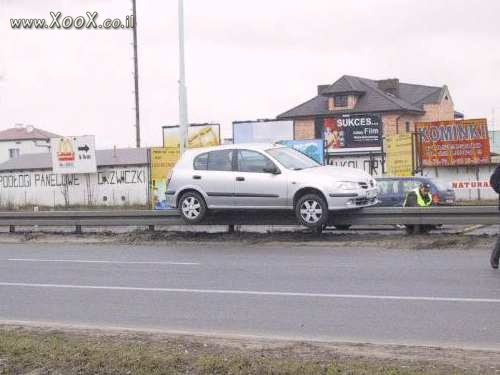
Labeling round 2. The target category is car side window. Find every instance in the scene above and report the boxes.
[377,180,399,194]
[237,150,275,173]
[402,180,421,192]
[193,153,208,170]
[207,150,233,171]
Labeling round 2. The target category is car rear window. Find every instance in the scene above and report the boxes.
[193,153,208,170]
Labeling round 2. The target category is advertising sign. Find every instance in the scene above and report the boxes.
[233,120,294,144]
[324,114,382,153]
[385,134,413,176]
[415,119,490,166]
[163,124,221,149]
[451,180,492,189]
[50,135,97,174]
[278,140,324,164]
[150,147,180,209]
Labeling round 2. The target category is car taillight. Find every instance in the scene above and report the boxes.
[432,193,440,205]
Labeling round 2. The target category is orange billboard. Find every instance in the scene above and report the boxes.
[415,119,490,167]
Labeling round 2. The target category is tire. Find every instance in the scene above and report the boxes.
[295,193,329,229]
[178,191,207,224]
[334,225,351,230]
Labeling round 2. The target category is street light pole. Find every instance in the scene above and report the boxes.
[178,0,189,154]
[132,0,141,148]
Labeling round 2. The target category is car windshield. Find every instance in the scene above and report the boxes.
[430,179,451,191]
[266,147,320,170]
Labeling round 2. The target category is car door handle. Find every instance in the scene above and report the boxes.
[193,175,201,180]
[236,177,245,181]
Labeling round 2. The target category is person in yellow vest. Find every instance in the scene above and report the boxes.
[403,182,433,234]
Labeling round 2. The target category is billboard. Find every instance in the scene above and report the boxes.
[233,120,294,144]
[150,147,180,209]
[385,134,413,176]
[50,135,97,174]
[278,140,324,164]
[163,124,221,149]
[324,114,382,153]
[415,119,490,166]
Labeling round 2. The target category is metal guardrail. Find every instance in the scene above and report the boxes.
[0,207,497,233]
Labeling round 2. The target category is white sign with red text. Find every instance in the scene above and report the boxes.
[51,135,97,174]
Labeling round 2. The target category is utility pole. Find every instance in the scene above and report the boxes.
[178,0,189,154]
[132,0,141,148]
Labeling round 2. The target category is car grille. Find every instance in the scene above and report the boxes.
[358,180,375,190]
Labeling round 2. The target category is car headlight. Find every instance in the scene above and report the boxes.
[338,181,359,190]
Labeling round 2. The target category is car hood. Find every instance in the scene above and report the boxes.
[295,166,373,182]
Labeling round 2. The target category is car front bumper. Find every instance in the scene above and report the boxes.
[327,188,378,210]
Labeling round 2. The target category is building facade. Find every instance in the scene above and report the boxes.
[278,75,459,139]
[0,148,149,208]
[277,75,463,175]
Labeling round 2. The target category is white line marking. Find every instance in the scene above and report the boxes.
[0,282,499,303]
[7,259,200,266]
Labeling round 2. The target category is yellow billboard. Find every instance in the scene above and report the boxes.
[385,134,413,176]
[163,124,220,149]
[150,147,180,209]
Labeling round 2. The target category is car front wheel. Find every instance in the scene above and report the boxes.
[179,191,207,224]
[295,193,329,228]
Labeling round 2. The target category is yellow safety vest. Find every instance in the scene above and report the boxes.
[404,188,432,207]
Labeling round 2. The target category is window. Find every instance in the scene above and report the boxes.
[402,180,422,193]
[405,121,411,133]
[377,180,399,194]
[8,148,20,159]
[193,153,208,170]
[266,147,319,170]
[237,150,275,173]
[334,95,348,107]
[207,150,233,171]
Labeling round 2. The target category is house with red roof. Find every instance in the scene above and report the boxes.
[0,125,60,164]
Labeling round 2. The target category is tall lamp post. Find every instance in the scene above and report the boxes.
[132,0,141,148]
[178,0,189,154]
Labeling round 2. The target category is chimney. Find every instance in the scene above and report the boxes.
[377,78,400,97]
[317,84,330,95]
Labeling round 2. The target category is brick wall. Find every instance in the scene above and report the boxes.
[382,94,455,136]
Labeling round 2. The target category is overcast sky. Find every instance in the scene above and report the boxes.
[1,0,499,149]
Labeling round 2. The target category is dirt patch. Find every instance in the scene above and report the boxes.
[0,230,496,250]
[0,325,499,374]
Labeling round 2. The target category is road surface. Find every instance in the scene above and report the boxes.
[0,242,499,350]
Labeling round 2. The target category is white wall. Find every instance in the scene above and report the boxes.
[0,165,149,208]
[327,154,385,176]
[421,165,497,201]
[0,139,51,164]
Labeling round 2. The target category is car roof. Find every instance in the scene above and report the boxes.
[186,143,285,153]
[376,176,431,180]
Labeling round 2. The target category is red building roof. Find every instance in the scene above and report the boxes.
[0,126,61,141]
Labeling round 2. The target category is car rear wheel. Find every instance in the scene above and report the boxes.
[295,193,328,228]
[179,191,207,224]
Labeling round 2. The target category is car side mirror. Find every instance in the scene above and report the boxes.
[263,166,280,175]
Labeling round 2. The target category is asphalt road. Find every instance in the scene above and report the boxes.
[0,242,499,350]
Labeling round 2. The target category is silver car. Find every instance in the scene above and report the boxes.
[166,144,378,228]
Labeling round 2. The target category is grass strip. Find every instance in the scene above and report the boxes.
[0,327,481,375]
